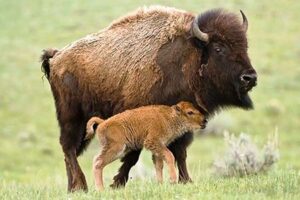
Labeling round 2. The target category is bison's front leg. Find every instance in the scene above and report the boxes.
[168,132,194,183]
[110,149,142,188]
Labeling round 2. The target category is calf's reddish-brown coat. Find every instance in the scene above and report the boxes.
[86,101,206,190]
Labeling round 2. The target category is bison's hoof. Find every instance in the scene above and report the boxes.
[110,178,127,189]
[69,178,88,193]
[178,177,192,184]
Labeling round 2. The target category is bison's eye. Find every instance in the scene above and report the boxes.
[215,47,221,53]
[212,43,226,55]
[187,111,194,115]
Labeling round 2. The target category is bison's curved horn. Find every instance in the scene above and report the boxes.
[191,16,209,43]
[240,10,248,32]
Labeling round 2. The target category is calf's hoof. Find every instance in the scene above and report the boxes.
[170,177,177,184]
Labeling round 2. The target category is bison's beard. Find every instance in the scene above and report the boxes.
[234,82,254,110]
[238,92,253,110]
[195,79,254,115]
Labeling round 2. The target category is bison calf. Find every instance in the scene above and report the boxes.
[86,101,206,191]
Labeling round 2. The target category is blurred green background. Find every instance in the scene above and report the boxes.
[0,0,299,199]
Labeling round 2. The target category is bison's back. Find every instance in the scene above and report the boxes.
[48,6,194,111]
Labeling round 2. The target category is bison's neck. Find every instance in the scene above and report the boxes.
[195,78,248,115]
[150,36,196,106]
[195,82,225,115]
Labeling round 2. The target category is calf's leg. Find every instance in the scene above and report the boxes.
[93,144,126,191]
[161,148,177,183]
[145,139,177,184]
[152,154,164,183]
[168,132,193,183]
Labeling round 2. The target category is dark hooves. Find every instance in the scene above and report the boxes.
[68,178,88,193]
[110,181,126,189]
[178,178,193,184]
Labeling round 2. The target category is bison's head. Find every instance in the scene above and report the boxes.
[189,9,257,114]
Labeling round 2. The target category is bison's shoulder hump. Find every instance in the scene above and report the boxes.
[108,5,193,32]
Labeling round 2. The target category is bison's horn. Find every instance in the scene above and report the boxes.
[240,10,248,32]
[191,16,209,43]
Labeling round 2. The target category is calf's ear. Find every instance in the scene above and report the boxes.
[172,105,182,114]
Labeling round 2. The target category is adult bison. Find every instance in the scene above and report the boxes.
[41,6,257,192]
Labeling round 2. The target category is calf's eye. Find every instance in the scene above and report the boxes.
[215,48,221,53]
[187,111,194,115]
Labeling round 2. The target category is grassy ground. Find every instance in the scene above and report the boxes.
[0,0,299,199]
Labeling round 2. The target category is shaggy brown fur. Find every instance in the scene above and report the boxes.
[41,6,257,191]
[86,101,206,190]
[41,48,58,79]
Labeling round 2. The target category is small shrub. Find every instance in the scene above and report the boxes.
[213,131,279,177]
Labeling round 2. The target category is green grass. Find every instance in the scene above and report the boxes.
[1,170,299,200]
[0,0,299,199]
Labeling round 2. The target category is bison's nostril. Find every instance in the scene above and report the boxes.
[240,73,257,84]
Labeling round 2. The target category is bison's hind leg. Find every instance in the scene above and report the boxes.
[60,119,88,192]
[56,99,89,192]
[110,149,142,189]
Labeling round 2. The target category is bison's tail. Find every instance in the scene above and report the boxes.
[85,117,105,140]
[40,48,58,79]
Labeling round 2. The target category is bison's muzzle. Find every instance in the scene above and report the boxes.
[240,72,257,93]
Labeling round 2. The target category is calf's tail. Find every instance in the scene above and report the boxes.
[85,117,105,140]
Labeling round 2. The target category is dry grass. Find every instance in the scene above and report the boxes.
[213,131,279,177]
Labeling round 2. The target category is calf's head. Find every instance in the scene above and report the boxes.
[173,101,207,129]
